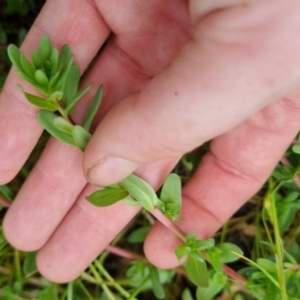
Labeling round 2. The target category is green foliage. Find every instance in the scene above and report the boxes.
[8,33,300,300]
[119,174,158,211]
[196,272,227,300]
[159,173,182,221]
[38,110,76,146]
[83,85,103,131]
[127,226,151,243]
[86,186,129,207]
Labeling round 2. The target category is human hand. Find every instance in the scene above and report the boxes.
[2,0,300,283]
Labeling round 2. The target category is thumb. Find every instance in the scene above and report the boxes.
[83,2,300,187]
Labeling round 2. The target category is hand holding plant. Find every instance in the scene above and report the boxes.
[2,3,300,299]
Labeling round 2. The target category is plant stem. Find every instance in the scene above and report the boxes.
[0,197,11,207]
[268,193,288,300]
[13,250,23,290]
[151,207,186,242]
[89,264,115,300]
[94,260,136,300]
[105,245,143,260]
[67,281,73,300]
[54,99,74,124]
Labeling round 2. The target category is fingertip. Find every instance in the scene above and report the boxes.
[36,251,79,283]
[2,211,40,252]
[85,156,139,187]
[144,222,182,269]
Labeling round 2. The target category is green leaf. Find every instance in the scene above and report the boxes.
[119,174,158,211]
[23,251,37,276]
[292,144,300,154]
[49,47,59,75]
[61,64,80,108]
[31,50,43,69]
[64,84,92,115]
[86,186,129,207]
[196,273,227,300]
[35,69,49,86]
[194,239,215,251]
[48,71,60,89]
[256,258,277,274]
[283,191,299,203]
[175,244,188,260]
[39,35,52,61]
[160,173,182,221]
[188,251,204,263]
[52,117,73,134]
[20,53,35,77]
[123,198,139,206]
[7,44,23,71]
[47,91,63,102]
[128,226,151,243]
[182,289,195,300]
[186,233,197,243]
[72,125,92,151]
[58,44,72,71]
[277,202,298,230]
[38,110,75,146]
[206,247,223,274]
[83,85,103,131]
[23,92,57,111]
[54,45,73,91]
[217,243,243,263]
[149,266,165,299]
[186,256,209,288]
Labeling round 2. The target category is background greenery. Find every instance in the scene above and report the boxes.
[1,1,300,299]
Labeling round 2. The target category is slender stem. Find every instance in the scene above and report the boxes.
[77,280,94,300]
[151,207,186,242]
[67,281,73,300]
[105,245,143,261]
[54,99,74,124]
[89,264,116,300]
[127,278,149,300]
[269,193,288,300]
[222,264,247,284]
[14,250,23,290]
[0,197,11,207]
[94,260,135,299]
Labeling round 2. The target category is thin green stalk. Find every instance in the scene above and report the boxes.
[220,222,228,244]
[94,260,135,300]
[89,264,115,300]
[127,277,149,300]
[67,281,73,300]
[13,250,23,290]
[77,280,94,300]
[268,193,288,300]
[151,207,186,242]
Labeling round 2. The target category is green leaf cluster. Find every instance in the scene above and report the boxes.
[119,174,158,211]
[176,235,242,288]
[158,173,182,221]
[8,35,104,152]
[126,261,173,300]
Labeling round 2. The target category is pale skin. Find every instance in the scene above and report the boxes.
[2,0,300,283]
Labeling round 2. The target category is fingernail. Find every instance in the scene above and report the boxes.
[87,157,139,187]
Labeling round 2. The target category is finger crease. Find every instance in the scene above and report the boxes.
[210,151,262,184]
[182,191,223,234]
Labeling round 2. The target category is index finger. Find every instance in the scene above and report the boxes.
[0,0,110,184]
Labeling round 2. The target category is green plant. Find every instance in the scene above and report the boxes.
[6,34,300,300]
[7,35,247,299]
